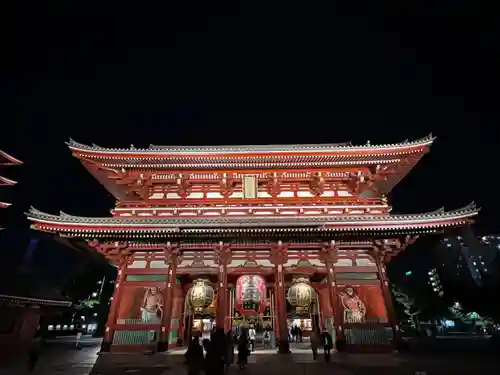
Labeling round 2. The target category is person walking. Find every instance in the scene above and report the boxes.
[75,331,82,349]
[320,329,333,362]
[310,329,320,360]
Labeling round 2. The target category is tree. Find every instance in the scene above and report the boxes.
[392,284,422,330]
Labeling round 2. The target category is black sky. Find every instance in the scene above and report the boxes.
[1,0,499,260]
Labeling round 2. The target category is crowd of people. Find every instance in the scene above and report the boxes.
[184,326,335,374]
[184,327,251,375]
[289,325,303,342]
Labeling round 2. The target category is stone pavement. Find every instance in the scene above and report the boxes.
[0,336,100,375]
[89,351,500,375]
[1,338,498,375]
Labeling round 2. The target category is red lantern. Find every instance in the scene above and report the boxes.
[235,275,266,316]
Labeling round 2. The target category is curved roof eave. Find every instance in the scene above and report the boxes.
[66,134,435,157]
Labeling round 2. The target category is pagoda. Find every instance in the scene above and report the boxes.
[0,150,22,228]
[26,135,479,353]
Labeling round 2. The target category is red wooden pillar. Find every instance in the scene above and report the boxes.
[224,286,232,332]
[159,246,179,352]
[374,245,400,346]
[216,243,231,331]
[216,264,228,329]
[275,264,289,349]
[102,259,127,352]
[321,242,344,342]
[325,261,344,340]
[271,242,290,354]
[271,287,280,341]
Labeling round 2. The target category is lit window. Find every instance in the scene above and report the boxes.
[473,262,476,266]
[484,268,488,272]
[48,325,54,331]
[56,325,61,330]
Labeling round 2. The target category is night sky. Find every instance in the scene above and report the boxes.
[1,2,499,272]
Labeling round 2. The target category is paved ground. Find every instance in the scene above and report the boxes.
[1,336,498,375]
[0,335,100,375]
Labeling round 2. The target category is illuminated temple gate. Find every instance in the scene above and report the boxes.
[26,136,479,353]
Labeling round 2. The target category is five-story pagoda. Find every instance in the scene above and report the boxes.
[26,135,479,353]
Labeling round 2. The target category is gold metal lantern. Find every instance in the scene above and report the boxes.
[187,279,215,314]
[287,277,316,314]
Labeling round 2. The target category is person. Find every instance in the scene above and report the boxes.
[320,329,333,362]
[263,330,271,349]
[27,329,43,372]
[225,332,234,374]
[76,331,82,349]
[248,326,256,351]
[237,334,250,369]
[184,337,204,375]
[203,339,217,375]
[310,329,321,360]
[206,330,225,375]
[298,326,303,343]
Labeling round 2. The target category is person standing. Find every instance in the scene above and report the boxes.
[225,332,234,374]
[184,337,204,375]
[237,334,249,369]
[263,329,271,349]
[310,330,320,360]
[248,326,256,352]
[320,329,333,362]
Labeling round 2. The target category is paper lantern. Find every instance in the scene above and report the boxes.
[235,275,266,316]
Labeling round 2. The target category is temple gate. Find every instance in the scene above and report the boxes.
[26,136,479,353]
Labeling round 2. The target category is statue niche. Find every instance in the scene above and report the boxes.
[340,285,366,323]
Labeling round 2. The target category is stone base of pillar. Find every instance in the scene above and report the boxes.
[277,339,290,354]
[100,340,112,352]
[157,341,168,352]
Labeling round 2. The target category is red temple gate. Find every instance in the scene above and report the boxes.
[26,136,479,353]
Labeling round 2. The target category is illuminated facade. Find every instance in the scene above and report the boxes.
[26,136,479,353]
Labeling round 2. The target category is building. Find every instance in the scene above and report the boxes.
[0,151,74,361]
[437,230,499,287]
[0,292,71,362]
[26,136,479,353]
[0,150,22,229]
